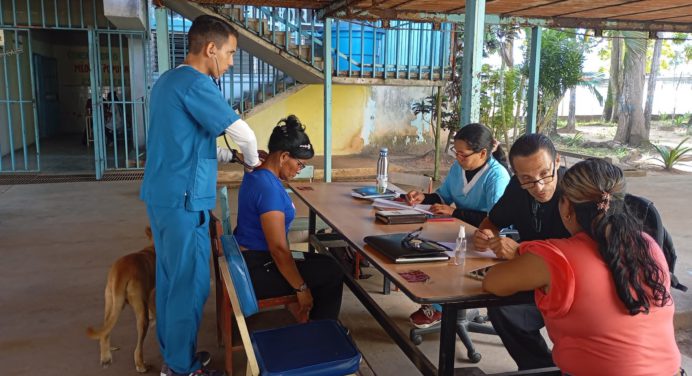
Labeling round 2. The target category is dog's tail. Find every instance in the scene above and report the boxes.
[86,273,127,340]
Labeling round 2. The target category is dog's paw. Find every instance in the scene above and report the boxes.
[135,363,149,373]
[100,358,112,369]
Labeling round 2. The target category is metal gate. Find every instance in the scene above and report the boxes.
[88,29,148,179]
[0,28,40,172]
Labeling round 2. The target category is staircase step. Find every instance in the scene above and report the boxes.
[218,6,243,22]
[245,18,269,35]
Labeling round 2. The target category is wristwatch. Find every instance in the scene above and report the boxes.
[294,283,308,293]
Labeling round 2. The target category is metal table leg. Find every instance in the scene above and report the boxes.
[308,209,316,253]
[438,304,460,375]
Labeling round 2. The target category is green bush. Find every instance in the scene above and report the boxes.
[653,138,692,170]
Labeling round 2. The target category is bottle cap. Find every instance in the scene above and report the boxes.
[458,226,465,239]
[380,147,388,154]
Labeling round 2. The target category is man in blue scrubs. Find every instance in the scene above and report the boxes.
[140,15,260,376]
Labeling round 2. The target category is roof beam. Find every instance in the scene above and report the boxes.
[321,7,692,32]
[503,15,692,32]
[318,0,367,18]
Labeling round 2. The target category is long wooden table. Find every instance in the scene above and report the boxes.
[288,182,530,376]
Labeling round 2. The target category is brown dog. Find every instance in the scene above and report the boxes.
[87,227,156,373]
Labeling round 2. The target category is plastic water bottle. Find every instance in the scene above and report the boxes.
[450,226,467,266]
[376,148,389,194]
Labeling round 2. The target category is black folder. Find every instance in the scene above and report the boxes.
[363,233,450,264]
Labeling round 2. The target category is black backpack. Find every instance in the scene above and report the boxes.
[625,194,687,292]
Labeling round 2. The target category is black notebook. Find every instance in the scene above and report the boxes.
[363,233,450,264]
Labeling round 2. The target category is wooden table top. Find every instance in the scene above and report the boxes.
[288,181,503,305]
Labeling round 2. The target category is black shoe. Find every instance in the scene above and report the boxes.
[160,351,212,376]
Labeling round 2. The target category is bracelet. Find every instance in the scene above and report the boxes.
[294,282,308,293]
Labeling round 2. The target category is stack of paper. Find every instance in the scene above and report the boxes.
[371,198,433,215]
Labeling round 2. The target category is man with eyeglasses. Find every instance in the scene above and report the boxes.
[473,133,570,371]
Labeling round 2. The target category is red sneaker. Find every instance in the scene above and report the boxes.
[409,305,442,329]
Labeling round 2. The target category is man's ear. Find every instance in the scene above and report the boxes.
[204,42,216,58]
[555,153,561,167]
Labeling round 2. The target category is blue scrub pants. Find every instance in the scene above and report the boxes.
[147,205,211,374]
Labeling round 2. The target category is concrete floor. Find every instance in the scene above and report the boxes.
[0,172,690,375]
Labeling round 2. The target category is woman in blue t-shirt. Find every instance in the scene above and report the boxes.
[234,115,343,321]
[406,123,511,328]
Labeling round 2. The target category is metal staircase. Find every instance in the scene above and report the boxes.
[156,1,454,113]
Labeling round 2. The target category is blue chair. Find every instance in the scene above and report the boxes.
[217,234,362,376]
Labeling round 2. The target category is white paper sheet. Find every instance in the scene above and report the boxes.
[371,198,433,215]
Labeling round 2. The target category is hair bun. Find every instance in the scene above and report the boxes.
[283,114,304,131]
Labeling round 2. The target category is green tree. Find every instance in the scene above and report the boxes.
[614,31,648,146]
[521,29,585,133]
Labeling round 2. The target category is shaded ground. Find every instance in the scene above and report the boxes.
[556,121,692,173]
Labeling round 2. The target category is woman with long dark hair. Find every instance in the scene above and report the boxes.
[234,115,344,321]
[484,158,681,375]
[406,123,510,328]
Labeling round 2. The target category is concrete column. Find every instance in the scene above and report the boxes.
[526,26,542,134]
[460,0,486,127]
[323,17,333,182]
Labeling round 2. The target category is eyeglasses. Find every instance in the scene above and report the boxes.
[401,227,451,252]
[518,163,556,189]
[449,146,479,159]
[293,157,306,170]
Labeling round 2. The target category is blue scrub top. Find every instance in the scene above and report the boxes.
[140,66,240,211]
[435,157,510,213]
[234,169,296,251]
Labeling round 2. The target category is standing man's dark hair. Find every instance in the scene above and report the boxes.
[187,15,239,54]
[141,13,260,376]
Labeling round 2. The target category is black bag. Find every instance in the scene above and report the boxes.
[626,194,687,292]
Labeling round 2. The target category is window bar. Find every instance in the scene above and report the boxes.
[250,55,255,109]
[243,5,248,28]
[14,31,28,169]
[360,21,365,77]
[0,0,4,26]
[66,0,72,28]
[310,10,315,67]
[407,24,413,80]
[26,0,31,26]
[118,34,129,166]
[395,23,400,79]
[430,24,436,79]
[27,32,40,170]
[371,21,376,78]
[2,47,15,170]
[260,60,265,103]
[106,34,117,168]
[383,26,388,78]
[417,25,424,79]
[91,0,97,30]
[297,9,302,61]
[12,0,17,26]
[271,7,276,45]
[182,17,188,57]
[40,0,46,27]
[439,24,446,81]
[334,19,339,77]
[348,21,352,77]
[284,7,289,52]
[79,0,84,28]
[239,49,244,113]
